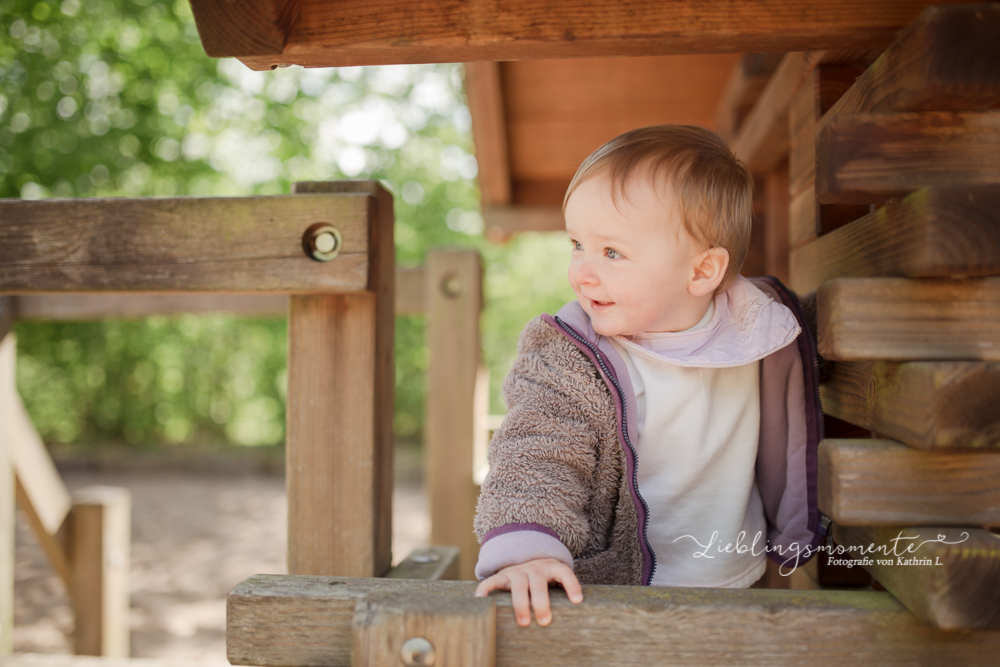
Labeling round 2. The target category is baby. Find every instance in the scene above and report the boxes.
[473,125,824,627]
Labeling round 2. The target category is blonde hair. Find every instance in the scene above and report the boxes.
[564,125,754,291]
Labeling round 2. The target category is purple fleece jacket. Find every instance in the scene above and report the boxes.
[474,276,826,585]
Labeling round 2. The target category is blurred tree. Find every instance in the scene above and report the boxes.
[1,0,574,448]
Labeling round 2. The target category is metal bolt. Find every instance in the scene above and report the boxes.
[401,637,435,667]
[440,273,463,298]
[302,223,342,262]
[410,551,441,564]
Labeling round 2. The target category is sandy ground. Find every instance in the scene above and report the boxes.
[13,454,429,663]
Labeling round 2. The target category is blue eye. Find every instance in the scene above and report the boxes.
[571,239,582,251]
[606,248,623,259]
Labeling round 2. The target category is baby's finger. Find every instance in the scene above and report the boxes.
[528,572,553,626]
[551,567,584,604]
[508,574,532,627]
[474,573,509,597]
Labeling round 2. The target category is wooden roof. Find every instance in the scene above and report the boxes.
[187,0,956,236]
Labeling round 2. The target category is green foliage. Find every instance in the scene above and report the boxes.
[1,0,575,447]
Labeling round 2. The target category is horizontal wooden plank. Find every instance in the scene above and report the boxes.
[0,195,372,293]
[483,206,564,241]
[789,4,1000,198]
[819,438,1000,525]
[223,0,958,70]
[790,186,1000,293]
[0,655,224,667]
[833,525,1000,631]
[817,112,1000,204]
[228,574,1000,666]
[189,0,300,58]
[11,267,426,318]
[817,278,1000,361]
[821,360,1000,450]
[385,547,459,581]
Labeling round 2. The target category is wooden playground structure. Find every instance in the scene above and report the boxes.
[2,0,1000,664]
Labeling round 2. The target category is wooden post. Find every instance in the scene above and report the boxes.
[69,486,131,657]
[352,589,495,667]
[426,249,483,582]
[285,182,395,577]
[0,317,15,655]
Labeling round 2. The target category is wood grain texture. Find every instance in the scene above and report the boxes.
[230,0,954,70]
[465,62,511,207]
[189,0,301,58]
[817,277,1000,361]
[716,53,784,140]
[11,266,425,319]
[9,376,72,588]
[483,206,564,241]
[790,186,1000,293]
[385,547,460,581]
[817,111,1000,204]
[0,195,371,294]
[69,486,130,657]
[832,525,1000,630]
[227,574,1000,666]
[0,335,15,654]
[426,250,482,582]
[500,54,738,208]
[819,438,1000,525]
[763,162,790,284]
[285,182,394,579]
[353,589,495,667]
[821,360,1000,450]
[789,4,1000,199]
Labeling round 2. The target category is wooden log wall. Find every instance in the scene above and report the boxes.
[732,4,1000,629]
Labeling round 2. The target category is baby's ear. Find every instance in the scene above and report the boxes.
[689,247,729,297]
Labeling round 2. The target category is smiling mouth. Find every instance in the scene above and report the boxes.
[588,298,614,309]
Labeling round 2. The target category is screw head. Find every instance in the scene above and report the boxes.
[440,273,463,298]
[410,551,441,564]
[401,637,435,667]
[302,223,342,262]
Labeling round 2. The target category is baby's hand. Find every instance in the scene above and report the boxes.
[474,558,583,627]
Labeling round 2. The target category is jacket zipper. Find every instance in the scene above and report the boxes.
[552,316,657,585]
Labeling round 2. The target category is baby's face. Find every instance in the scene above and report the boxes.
[565,174,704,337]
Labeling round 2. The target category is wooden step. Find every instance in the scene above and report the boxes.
[819,439,1000,525]
[833,525,1000,631]
[821,360,1000,449]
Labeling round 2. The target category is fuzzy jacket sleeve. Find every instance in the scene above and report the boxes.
[473,315,613,579]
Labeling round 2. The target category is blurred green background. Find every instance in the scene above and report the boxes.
[1,0,576,450]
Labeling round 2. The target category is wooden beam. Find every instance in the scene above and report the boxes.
[817,278,1000,361]
[10,378,72,588]
[819,438,1000,526]
[0,334,15,654]
[790,186,1000,294]
[189,0,301,59]
[285,182,394,578]
[352,585,495,667]
[789,4,1000,202]
[762,162,790,284]
[483,206,564,242]
[465,62,511,207]
[0,195,372,294]
[715,53,784,140]
[227,574,1000,666]
[69,486,131,657]
[426,249,482,582]
[833,525,1000,631]
[220,0,961,71]
[385,547,460,581]
[817,111,1000,204]
[11,267,426,319]
[821,361,1000,450]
